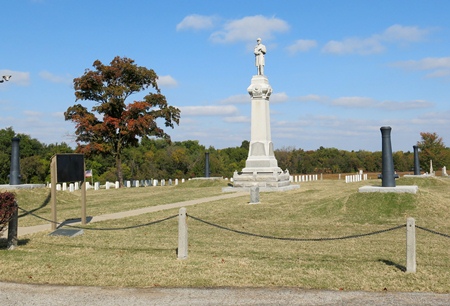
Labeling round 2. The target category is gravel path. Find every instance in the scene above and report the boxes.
[2,282,450,306]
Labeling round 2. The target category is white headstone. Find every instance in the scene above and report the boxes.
[250,186,260,204]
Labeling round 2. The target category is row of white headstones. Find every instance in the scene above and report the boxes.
[45,166,450,192]
[50,178,188,191]
[49,173,325,192]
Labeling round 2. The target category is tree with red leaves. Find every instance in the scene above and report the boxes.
[0,192,16,234]
[65,56,180,185]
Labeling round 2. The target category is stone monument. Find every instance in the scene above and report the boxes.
[230,38,294,191]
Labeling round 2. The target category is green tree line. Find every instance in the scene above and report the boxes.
[1,127,450,184]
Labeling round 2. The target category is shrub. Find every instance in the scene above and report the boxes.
[0,192,17,234]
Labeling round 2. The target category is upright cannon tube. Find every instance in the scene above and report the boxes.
[413,145,420,175]
[9,137,21,185]
[380,126,397,187]
[205,152,210,178]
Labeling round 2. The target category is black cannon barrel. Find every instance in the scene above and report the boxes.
[413,145,420,175]
[205,152,210,178]
[9,137,21,185]
[380,126,396,187]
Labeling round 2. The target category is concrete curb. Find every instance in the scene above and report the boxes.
[1,283,450,306]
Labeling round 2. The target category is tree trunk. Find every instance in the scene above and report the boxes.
[116,156,124,187]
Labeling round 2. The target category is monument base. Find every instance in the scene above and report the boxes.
[222,185,299,193]
[358,185,418,194]
[0,184,45,190]
[223,168,299,192]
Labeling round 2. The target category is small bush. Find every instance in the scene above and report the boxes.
[0,192,17,233]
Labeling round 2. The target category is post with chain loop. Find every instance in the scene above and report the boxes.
[178,207,188,259]
[406,217,416,273]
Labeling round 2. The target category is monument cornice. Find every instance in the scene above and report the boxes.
[247,75,272,100]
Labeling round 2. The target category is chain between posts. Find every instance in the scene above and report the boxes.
[17,207,450,240]
[415,225,450,239]
[187,214,406,241]
[17,206,177,231]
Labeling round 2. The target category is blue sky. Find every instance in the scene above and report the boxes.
[1,0,450,152]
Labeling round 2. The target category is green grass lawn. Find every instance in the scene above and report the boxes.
[1,177,450,292]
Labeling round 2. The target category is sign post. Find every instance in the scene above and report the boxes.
[50,154,87,230]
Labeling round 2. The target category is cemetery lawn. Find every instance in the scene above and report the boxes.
[1,177,450,292]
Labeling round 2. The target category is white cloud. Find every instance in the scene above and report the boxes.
[391,57,450,78]
[378,100,434,110]
[0,70,30,86]
[331,96,433,110]
[426,69,450,78]
[408,111,450,129]
[271,92,289,103]
[39,71,72,84]
[157,75,178,88]
[287,39,318,54]
[179,105,238,116]
[23,110,43,117]
[224,116,250,123]
[322,24,430,55]
[176,14,216,31]
[51,111,65,118]
[218,92,287,105]
[210,15,289,44]
[396,57,450,70]
[332,96,376,108]
[322,37,384,55]
[219,94,249,104]
[381,24,429,43]
[297,94,326,102]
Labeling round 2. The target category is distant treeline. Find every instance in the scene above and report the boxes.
[1,127,448,184]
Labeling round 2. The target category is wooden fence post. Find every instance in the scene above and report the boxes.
[406,217,416,273]
[178,207,188,259]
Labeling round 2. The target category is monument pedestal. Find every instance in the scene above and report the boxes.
[229,75,295,191]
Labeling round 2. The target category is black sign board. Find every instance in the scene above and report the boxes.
[55,154,84,183]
